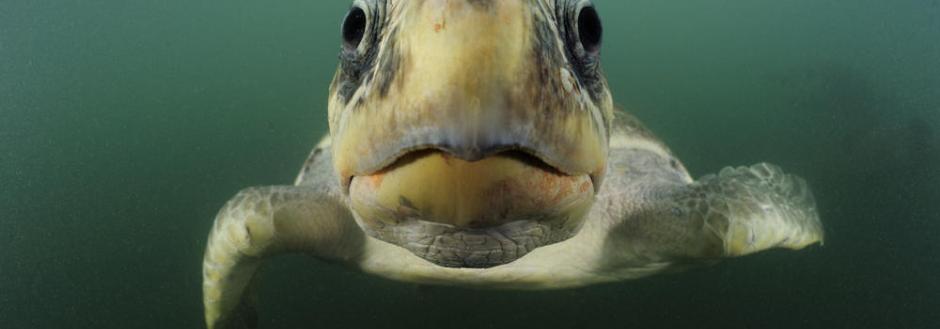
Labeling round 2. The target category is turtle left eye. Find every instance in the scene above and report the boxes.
[576,5,602,54]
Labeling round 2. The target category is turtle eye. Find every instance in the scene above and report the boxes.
[576,6,602,54]
[558,1,604,100]
[342,6,367,50]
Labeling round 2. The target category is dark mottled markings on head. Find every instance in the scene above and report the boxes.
[531,5,565,106]
[374,27,401,99]
[465,0,495,10]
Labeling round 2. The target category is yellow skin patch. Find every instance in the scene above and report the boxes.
[350,151,594,228]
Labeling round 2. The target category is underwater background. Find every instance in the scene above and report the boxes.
[2,0,938,328]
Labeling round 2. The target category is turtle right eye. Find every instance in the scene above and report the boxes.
[342,6,367,50]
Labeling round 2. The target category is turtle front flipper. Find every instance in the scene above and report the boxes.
[680,163,824,256]
[202,186,363,329]
[605,162,823,267]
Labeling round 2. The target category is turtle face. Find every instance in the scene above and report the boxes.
[328,0,613,268]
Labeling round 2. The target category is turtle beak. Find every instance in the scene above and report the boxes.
[329,0,610,194]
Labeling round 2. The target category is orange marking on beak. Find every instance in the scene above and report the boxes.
[368,173,386,188]
[579,181,592,193]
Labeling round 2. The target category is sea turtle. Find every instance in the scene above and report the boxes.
[202,0,824,328]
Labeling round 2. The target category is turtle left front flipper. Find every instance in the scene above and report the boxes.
[604,162,824,268]
[684,163,824,257]
[202,186,363,329]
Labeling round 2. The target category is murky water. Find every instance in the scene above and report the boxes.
[2,0,937,328]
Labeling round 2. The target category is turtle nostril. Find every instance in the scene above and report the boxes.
[577,6,602,54]
[342,6,367,50]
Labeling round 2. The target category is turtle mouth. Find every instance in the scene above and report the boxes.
[379,147,566,181]
[347,146,596,268]
[341,143,604,195]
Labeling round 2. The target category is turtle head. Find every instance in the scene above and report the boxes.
[328,0,613,267]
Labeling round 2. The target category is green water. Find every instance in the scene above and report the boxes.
[2,0,937,328]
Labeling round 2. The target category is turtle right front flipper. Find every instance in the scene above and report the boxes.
[202,186,364,329]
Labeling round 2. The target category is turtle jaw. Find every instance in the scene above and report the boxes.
[336,137,607,195]
[347,147,596,268]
